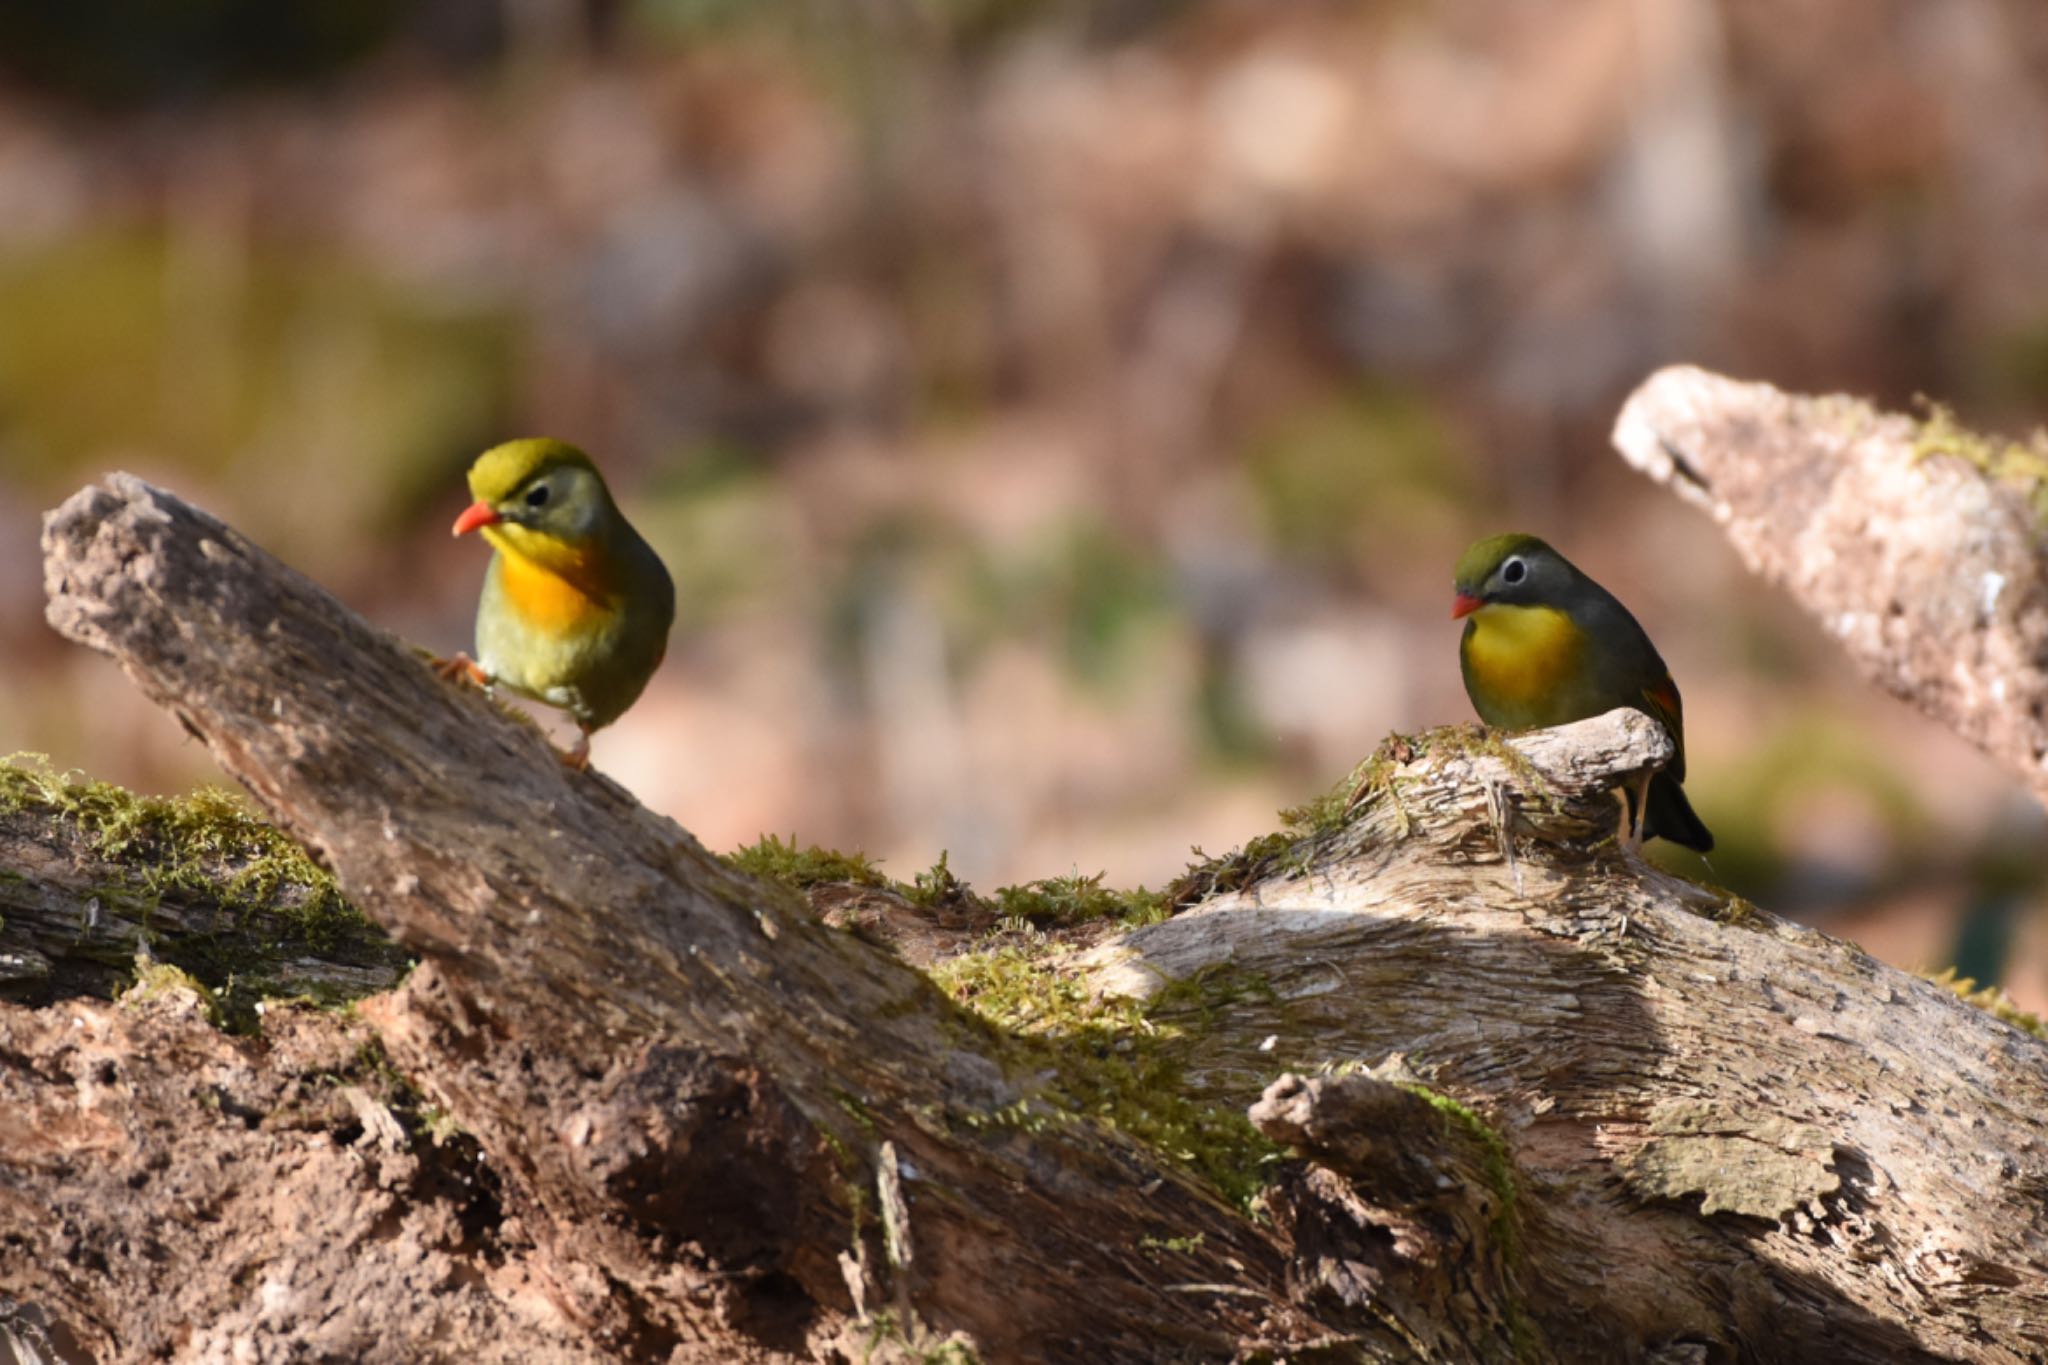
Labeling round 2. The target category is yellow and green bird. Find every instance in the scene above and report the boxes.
[439,437,674,768]
[1451,533,1712,851]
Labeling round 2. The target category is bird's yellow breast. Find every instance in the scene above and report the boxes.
[483,526,615,634]
[1462,603,1583,707]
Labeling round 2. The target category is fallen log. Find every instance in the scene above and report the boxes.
[2,471,2041,1362]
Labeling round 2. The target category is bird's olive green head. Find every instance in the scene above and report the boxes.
[456,438,618,545]
[1451,533,1576,617]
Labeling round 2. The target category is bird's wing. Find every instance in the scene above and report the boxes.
[1639,673,1687,782]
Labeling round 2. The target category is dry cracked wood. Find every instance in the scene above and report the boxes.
[0,990,605,1364]
[17,472,2048,1362]
[1614,364,2048,808]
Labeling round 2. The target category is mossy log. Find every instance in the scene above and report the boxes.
[0,764,408,1018]
[9,472,2048,1363]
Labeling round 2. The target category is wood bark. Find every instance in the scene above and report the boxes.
[1613,364,2048,807]
[2,471,2044,1363]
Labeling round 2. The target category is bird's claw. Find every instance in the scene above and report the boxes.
[559,731,592,771]
[430,652,492,689]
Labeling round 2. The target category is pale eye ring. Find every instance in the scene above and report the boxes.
[1501,557,1527,585]
[525,483,551,508]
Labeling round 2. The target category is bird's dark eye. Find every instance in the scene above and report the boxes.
[1502,557,1527,585]
[525,483,550,508]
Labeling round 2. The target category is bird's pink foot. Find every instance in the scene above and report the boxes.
[1614,771,1652,854]
[560,730,592,771]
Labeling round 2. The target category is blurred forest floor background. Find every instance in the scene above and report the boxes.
[3,0,2047,1003]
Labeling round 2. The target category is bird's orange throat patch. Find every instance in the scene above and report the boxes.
[1461,603,1583,705]
[484,526,616,632]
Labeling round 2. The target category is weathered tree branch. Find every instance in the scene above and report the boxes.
[8,472,2048,1362]
[1613,364,2048,808]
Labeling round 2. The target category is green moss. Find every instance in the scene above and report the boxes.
[731,836,1169,930]
[1166,832,1287,908]
[949,1094,1052,1134]
[857,1309,980,1365]
[1401,1085,1519,1261]
[1662,882,1769,932]
[0,756,356,935]
[1712,895,1764,929]
[1925,966,2047,1039]
[1275,761,1381,838]
[935,946,1093,1033]
[122,959,224,1026]
[934,946,1282,1208]
[832,1088,882,1139]
[728,833,892,890]
[1912,403,2048,521]
[1423,722,1557,803]
[904,850,972,910]
[1169,738,1419,908]
[1170,721,1563,911]
[312,1036,486,1155]
[991,872,1166,929]
[721,833,1280,1208]
[0,755,401,1025]
[347,1035,412,1096]
[1147,963,1283,1027]
[1400,1083,1533,1354]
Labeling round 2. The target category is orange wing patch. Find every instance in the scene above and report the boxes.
[1641,674,1686,776]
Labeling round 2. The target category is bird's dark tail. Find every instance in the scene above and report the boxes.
[1642,771,1713,852]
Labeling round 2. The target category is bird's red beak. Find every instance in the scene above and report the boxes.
[452,501,501,537]
[1451,592,1484,619]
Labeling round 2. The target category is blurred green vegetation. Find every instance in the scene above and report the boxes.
[823,511,1174,702]
[2,0,2044,1009]
[1662,706,2047,990]
[0,231,517,564]
[636,445,795,631]
[1981,316,2048,406]
[632,0,1196,50]
[1658,710,1928,896]
[1246,382,1475,572]
[970,519,1173,689]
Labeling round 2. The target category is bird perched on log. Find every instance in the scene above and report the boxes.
[1451,533,1712,851]
[435,438,674,769]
